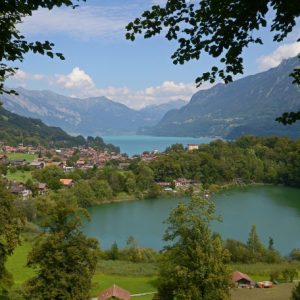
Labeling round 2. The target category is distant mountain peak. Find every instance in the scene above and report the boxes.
[1,88,185,136]
[142,56,300,139]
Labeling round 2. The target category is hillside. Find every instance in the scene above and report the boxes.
[141,57,300,139]
[1,89,185,136]
[0,106,119,151]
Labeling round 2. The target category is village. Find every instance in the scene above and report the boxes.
[0,142,203,201]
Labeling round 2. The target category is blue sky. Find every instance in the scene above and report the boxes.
[7,0,300,109]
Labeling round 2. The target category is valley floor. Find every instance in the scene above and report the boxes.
[231,283,296,300]
[6,242,300,300]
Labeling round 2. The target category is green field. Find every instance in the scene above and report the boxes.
[5,153,37,162]
[6,170,33,183]
[6,243,157,299]
[231,262,300,281]
[6,242,35,287]
[6,243,299,299]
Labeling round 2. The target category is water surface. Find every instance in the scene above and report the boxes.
[102,135,214,156]
[83,186,300,254]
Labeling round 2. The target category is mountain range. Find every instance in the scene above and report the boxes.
[140,57,300,139]
[1,89,186,136]
[2,57,300,139]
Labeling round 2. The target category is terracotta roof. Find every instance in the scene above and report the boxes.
[98,284,131,300]
[232,271,253,283]
[59,179,73,186]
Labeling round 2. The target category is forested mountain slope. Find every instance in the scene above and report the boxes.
[141,57,300,138]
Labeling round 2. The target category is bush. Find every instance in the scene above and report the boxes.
[290,249,300,261]
[282,268,297,283]
[270,271,280,283]
[291,282,300,300]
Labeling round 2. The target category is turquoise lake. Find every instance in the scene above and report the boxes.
[102,135,214,156]
[83,186,300,255]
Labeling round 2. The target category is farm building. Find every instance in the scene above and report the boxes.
[232,271,253,287]
[98,284,131,300]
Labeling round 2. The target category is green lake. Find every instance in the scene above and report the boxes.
[83,186,300,255]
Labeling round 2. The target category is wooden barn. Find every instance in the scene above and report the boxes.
[98,284,131,300]
[232,271,253,287]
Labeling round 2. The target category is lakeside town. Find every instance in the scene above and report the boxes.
[0,142,204,201]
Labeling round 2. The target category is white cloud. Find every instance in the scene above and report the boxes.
[11,67,212,108]
[55,67,96,90]
[257,42,300,70]
[52,67,211,108]
[13,69,45,83]
[18,4,142,40]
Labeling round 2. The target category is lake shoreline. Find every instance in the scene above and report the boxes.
[92,181,276,207]
[84,185,300,253]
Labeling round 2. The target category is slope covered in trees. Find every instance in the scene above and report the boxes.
[140,57,300,138]
[0,106,119,151]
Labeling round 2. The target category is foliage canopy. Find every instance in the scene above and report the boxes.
[23,192,99,300]
[0,0,85,95]
[156,196,230,300]
[126,0,300,123]
[0,180,22,298]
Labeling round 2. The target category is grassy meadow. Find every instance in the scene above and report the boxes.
[6,242,300,299]
[6,170,33,183]
[5,153,37,162]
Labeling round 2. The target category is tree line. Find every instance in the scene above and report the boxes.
[149,135,300,188]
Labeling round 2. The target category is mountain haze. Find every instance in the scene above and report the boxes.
[0,105,120,152]
[1,89,186,136]
[141,57,300,139]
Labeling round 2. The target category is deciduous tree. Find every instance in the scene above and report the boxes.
[0,0,85,95]
[0,180,22,298]
[126,0,300,123]
[23,192,99,300]
[156,196,230,300]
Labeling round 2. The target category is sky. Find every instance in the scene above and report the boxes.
[6,0,300,109]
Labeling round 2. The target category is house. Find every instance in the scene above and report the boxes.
[30,160,45,169]
[187,144,199,151]
[118,163,130,170]
[60,178,74,187]
[38,183,48,195]
[98,284,131,300]
[9,159,27,167]
[0,154,8,165]
[174,178,194,187]
[157,182,171,187]
[76,160,86,168]
[63,166,74,173]
[10,183,32,200]
[232,271,253,287]
[2,146,17,153]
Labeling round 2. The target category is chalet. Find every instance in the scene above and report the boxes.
[30,160,45,169]
[118,163,130,170]
[232,271,253,287]
[157,182,171,187]
[60,178,74,187]
[9,159,27,167]
[10,183,32,200]
[0,154,8,165]
[76,160,86,168]
[38,183,48,195]
[187,144,199,151]
[17,145,27,153]
[63,166,74,173]
[98,284,131,300]
[3,146,17,153]
[174,178,194,187]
